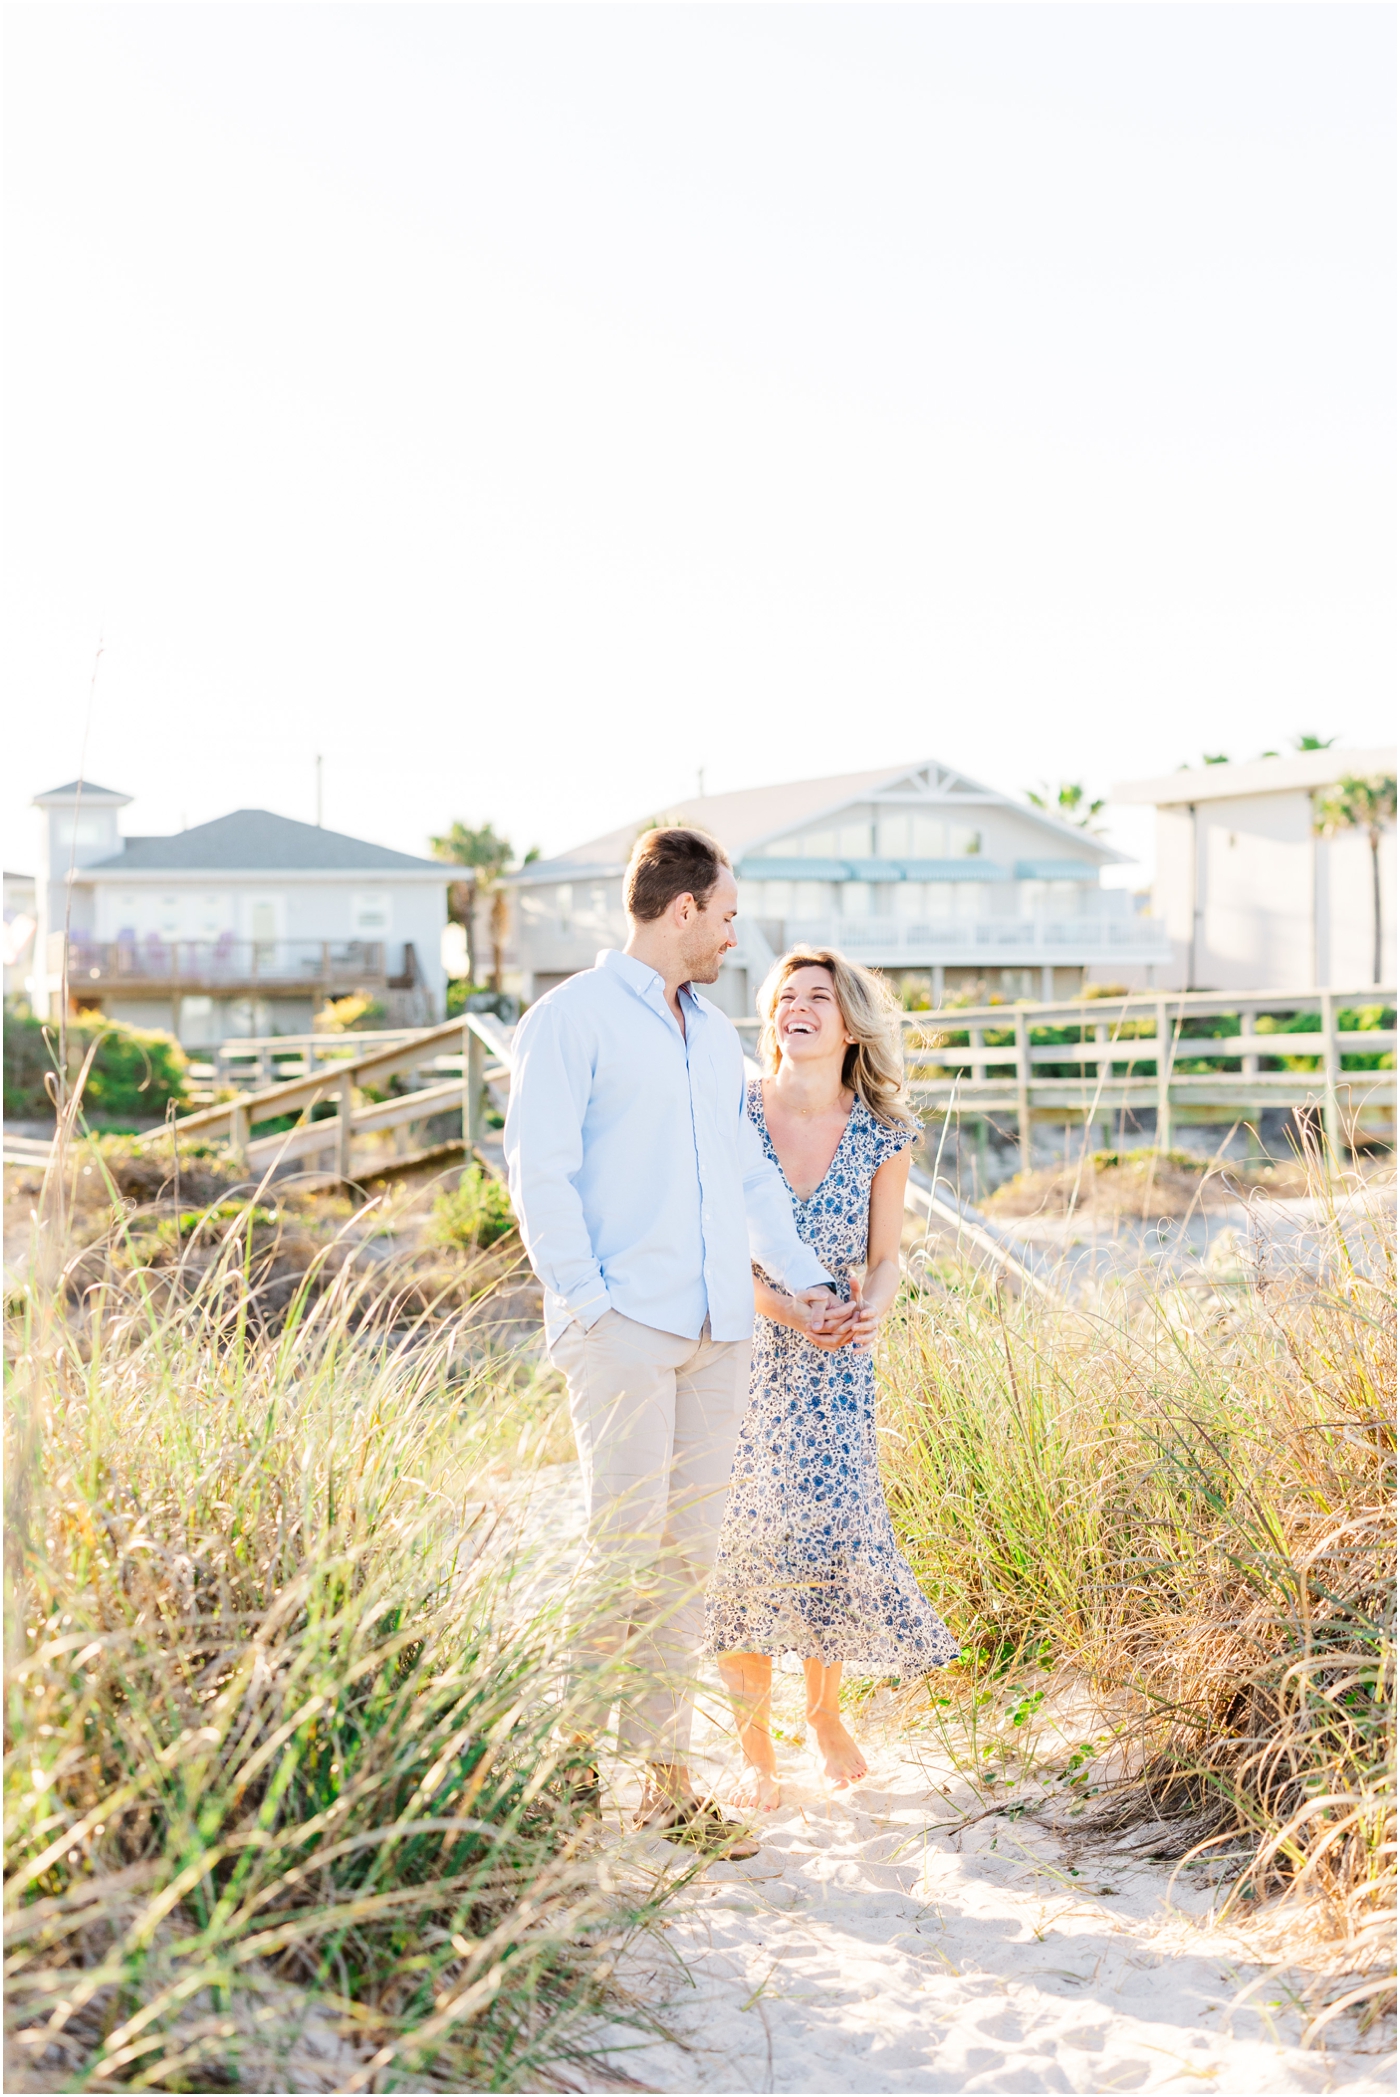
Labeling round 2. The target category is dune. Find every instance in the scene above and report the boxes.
[499,1465,1392,2095]
[591,1712,1393,2094]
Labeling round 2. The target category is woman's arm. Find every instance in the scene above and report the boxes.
[753,1270,856,1350]
[849,1147,912,1348]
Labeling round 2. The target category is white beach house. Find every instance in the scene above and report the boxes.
[507,758,1169,1014]
[1112,746,1396,993]
[30,782,454,1042]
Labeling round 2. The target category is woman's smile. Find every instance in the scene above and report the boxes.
[775,968,849,1055]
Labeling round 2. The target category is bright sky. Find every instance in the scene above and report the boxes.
[4,5,1394,887]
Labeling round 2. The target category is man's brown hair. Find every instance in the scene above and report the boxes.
[624,826,732,923]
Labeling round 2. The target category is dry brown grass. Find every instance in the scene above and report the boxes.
[880,1168,1396,2035]
[980,1146,1333,1220]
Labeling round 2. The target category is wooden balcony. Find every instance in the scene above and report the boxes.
[57,936,416,998]
[768,914,1173,967]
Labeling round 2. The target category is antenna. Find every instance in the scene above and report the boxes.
[315,755,323,827]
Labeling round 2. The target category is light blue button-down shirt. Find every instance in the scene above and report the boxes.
[504,948,831,1343]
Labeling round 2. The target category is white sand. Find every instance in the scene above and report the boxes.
[496,1466,1393,2095]
[587,1715,1393,2095]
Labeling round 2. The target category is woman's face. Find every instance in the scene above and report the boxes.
[772,966,853,1071]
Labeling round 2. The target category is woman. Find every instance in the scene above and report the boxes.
[703,948,957,1808]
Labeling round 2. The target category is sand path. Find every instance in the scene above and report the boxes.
[498,1466,1391,2095]
[592,1717,1392,2094]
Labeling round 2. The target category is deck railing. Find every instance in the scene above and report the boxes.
[770,914,1173,962]
[58,935,392,992]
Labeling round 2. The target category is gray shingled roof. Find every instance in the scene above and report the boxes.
[86,809,448,874]
[34,780,131,802]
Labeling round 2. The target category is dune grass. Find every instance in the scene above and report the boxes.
[4,1150,654,2092]
[879,1169,1396,2030]
[6,1103,1394,2079]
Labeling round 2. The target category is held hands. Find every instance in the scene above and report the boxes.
[789,1278,882,1352]
[846,1276,880,1351]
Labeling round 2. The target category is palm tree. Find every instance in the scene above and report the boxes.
[1312,774,1397,985]
[1025,781,1106,832]
[429,821,513,988]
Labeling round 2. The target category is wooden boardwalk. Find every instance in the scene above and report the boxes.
[136,1012,513,1185]
[874,983,1393,1170]
[124,983,1393,1193]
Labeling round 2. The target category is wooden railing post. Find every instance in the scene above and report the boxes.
[1014,1011,1032,1173]
[468,1027,485,1144]
[1319,989,1341,1162]
[1240,1007,1258,1076]
[229,1099,248,1168]
[1155,999,1173,1154]
[462,1018,486,1150]
[335,1072,354,1182]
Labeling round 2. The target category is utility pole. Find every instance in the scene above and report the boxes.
[315,755,323,827]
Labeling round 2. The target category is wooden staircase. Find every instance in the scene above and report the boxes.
[135,1012,514,1185]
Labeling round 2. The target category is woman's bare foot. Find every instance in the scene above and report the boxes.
[811,1713,868,1788]
[729,1765,782,1812]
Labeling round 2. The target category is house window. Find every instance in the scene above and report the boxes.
[837,820,874,858]
[842,883,873,918]
[195,893,232,937]
[52,812,110,850]
[246,897,283,951]
[880,813,951,858]
[949,826,982,856]
[792,881,831,918]
[351,891,392,935]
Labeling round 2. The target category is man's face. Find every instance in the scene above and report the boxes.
[680,867,739,984]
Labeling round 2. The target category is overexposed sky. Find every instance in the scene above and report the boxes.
[4,4,1394,885]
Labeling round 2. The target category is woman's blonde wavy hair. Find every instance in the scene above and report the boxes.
[755,946,919,1132]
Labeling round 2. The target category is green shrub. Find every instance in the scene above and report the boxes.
[446,977,489,1017]
[3,1005,188,1122]
[315,989,388,1031]
[428,1164,515,1249]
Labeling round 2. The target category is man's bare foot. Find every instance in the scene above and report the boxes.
[811,1713,867,1788]
[729,1766,782,1812]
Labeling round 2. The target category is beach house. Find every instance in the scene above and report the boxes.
[507,759,1169,1015]
[30,782,454,1042]
[1112,746,1396,992]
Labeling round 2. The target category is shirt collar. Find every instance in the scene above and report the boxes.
[598,948,706,1016]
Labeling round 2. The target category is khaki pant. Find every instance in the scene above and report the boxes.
[548,1309,751,1759]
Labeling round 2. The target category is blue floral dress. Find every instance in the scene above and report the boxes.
[703,1084,958,1681]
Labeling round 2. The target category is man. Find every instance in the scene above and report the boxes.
[505,826,850,1848]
